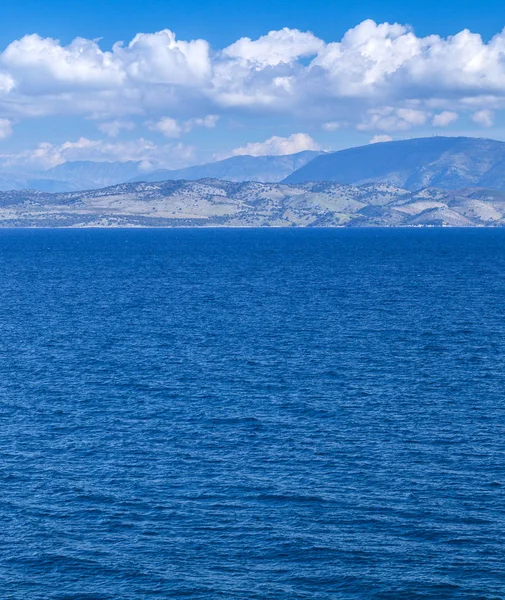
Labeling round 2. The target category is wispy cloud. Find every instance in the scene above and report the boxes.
[149,114,220,138]
[0,137,195,171]
[98,120,136,137]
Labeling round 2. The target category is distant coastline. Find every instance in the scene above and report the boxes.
[0,177,503,228]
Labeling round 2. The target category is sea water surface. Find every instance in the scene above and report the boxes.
[0,228,504,599]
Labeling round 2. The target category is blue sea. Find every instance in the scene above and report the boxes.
[1,228,504,599]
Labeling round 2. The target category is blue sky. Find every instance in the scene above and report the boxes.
[1,0,505,172]
[4,0,505,47]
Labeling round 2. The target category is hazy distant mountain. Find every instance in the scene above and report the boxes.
[0,160,148,193]
[0,175,30,192]
[284,137,505,190]
[44,160,147,190]
[1,178,505,227]
[0,152,323,193]
[129,151,325,184]
[5,136,505,195]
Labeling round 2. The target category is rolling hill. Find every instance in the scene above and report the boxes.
[0,178,504,227]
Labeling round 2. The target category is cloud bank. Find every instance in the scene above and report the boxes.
[1,20,505,169]
[0,20,505,127]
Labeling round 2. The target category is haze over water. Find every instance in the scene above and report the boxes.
[1,229,504,599]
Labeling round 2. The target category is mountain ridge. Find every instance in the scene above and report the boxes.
[0,151,325,193]
[284,136,505,190]
[128,151,325,184]
[4,136,505,194]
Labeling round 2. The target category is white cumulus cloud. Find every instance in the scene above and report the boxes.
[0,119,13,140]
[230,133,321,157]
[369,135,393,144]
[0,20,504,153]
[432,111,459,127]
[0,21,504,123]
[222,28,324,67]
[472,109,494,127]
[150,117,182,138]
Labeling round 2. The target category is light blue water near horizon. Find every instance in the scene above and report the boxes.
[0,228,505,599]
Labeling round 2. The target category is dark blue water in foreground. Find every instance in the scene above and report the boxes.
[1,228,505,599]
